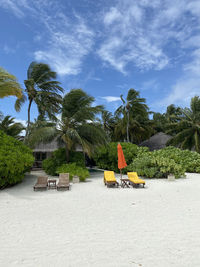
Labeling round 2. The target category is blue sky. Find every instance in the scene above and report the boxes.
[0,0,200,125]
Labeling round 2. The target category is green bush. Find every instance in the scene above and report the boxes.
[42,148,85,176]
[153,146,200,173]
[0,131,34,188]
[57,163,89,182]
[126,152,185,178]
[94,142,200,178]
[94,142,149,173]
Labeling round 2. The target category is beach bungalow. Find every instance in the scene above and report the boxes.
[33,140,82,168]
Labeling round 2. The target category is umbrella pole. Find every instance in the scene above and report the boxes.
[120,169,122,187]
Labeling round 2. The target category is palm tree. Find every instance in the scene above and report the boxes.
[15,62,63,138]
[115,89,148,142]
[0,115,24,138]
[101,110,116,140]
[167,96,200,152]
[27,89,107,162]
[0,67,22,99]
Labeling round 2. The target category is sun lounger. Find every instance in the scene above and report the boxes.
[104,171,119,187]
[33,176,48,191]
[57,173,70,191]
[127,172,145,188]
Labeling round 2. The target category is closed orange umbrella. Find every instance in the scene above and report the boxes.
[117,143,127,178]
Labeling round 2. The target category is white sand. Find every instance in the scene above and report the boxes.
[0,171,200,267]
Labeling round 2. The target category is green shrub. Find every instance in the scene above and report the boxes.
[57,163,89,182]
[42,148,85,176]
[94,142,200,178]
[126,152,185,178]
[0,131,34,188]
[153,146,200,173]
[94,142,149,173]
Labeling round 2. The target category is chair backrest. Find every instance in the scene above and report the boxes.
[127,172,139,179]
[37,176,48,184]
[59,173,69,183]
[104,171,116,181]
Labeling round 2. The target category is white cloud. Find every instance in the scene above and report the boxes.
[1,0,94,76]
[0,0,25,17]
[101,96,121,103]
[97,0,200,74]
[14,118,27,126]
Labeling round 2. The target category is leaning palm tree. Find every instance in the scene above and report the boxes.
[0,67,22,99]
[27,89,107,162]
[115,89,148,142]
[15,62,63,138]
[167,96,200,152]
[0,115,25,138]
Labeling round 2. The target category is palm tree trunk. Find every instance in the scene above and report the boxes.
[127,110,130,142]
[65,143,70,163]
[25,98,33,138]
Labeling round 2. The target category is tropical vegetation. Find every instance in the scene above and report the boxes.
[28,89,107,162]
[95,143,200,178]
[15,62,63,138]
[167,96,200,152]
[0,131,34,188]
[57,163,89,182]
[0,114,24,138]
[2,60,200,185]
[0,67,22,99]
[42,148,85,176]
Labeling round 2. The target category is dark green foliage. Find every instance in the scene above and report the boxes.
[94,142,149,173]
[57,163,89,182]
[0,131,34,188]
[42,148,85,176]
[167,97,200,152]
[0,115,24,138]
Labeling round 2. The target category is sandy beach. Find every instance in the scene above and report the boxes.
[0,171,200,267]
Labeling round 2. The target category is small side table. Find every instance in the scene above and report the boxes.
[48,179,57,189]
[121,178,130,188]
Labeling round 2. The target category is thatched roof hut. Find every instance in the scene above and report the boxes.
[139,132,172,151]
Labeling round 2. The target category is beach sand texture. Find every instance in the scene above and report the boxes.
[0,171,200,267]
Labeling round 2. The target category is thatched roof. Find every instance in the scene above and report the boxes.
[139,132,172,151]
[33,139,63,152]
[33,140,83,153]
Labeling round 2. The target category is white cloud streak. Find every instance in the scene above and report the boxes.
[0,0,94,76]
[101,96,121,103]
[98,0,200,74]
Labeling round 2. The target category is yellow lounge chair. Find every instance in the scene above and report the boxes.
[104,171,119,187]
[127,172,145,188]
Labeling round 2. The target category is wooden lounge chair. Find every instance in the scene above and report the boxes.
[33,176,48,191]
[57,173,70,191]
[127,172,145,188]
[104,171,119,187]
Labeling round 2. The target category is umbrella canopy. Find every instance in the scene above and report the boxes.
[117,143,127,170]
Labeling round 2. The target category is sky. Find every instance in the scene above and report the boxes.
[0,0,200,125]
